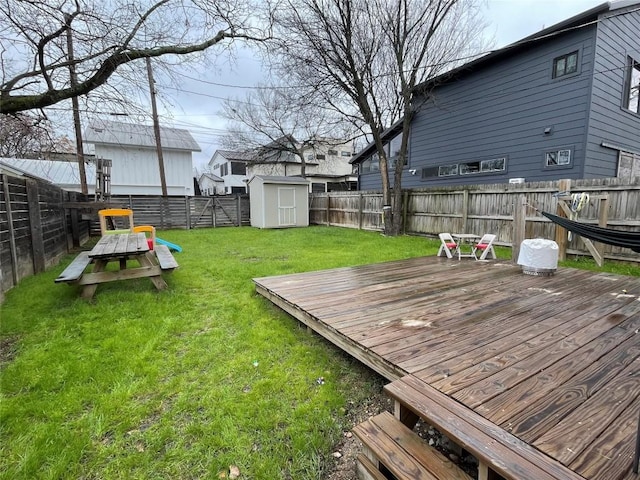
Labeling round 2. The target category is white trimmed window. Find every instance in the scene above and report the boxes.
[545,149,571,166]
[438,164,458,176]
[460,157,506,175]
[624,56,640,114]
[553,51,578,78]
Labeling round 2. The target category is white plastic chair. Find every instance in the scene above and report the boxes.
[472,234,497,260]
[437,233,458,259]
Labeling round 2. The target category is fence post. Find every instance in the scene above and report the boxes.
[236,194,241,226]
[596,196,609,262]
[185,196,191,229]
[555,179,571,261]
[512,194,527,263]
[461,189,469,233]
[26,179,46,273]
[358,193,363,230]
[2,174,19,285]
[402,190,409,234]
[160,197,166,229]
[326,194,331,226]
[69,191,81,247]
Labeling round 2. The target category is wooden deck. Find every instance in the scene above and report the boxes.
[254,256,640,480]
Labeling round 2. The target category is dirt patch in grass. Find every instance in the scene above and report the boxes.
[0,335,20,369]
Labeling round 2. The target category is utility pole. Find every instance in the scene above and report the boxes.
[65,14,88,195]
[146,57,168,197]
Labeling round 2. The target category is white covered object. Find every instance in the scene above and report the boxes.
[518,239,559,275]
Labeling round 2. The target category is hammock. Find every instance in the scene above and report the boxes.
[541,211,640,253]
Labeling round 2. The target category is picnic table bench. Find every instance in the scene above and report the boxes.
[55,233,178,298]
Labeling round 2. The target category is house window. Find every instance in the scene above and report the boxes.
[624,56,640,114]
[220,163,228,176]
[545,148,572,166]
[459,157,506,175]
[306,154,315,161]
[316,154,326,160]
[421,167,438,178]
[617,151,640,178]
[388,133,403,169]
[482,157,506,172]
[361,153,380,173]
[231,162,246,175]
[327,149,338,156]
[438,164,458,176]
[341,151,352,157]
[552,51,578,78]
[311,182,326,193]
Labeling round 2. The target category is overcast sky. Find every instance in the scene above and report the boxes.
[152,0,606,170]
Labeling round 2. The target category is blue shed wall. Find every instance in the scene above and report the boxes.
[585,7,640,176]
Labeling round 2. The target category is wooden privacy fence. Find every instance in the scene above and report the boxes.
[110,194,250,231]
[309,177,640,263]
[0,173,250,299]
[0,174,90,300]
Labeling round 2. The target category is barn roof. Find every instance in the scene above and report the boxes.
[84,120,201,152]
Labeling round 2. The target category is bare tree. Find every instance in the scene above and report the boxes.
[272,0,486,235]
[0,0,269,114]
[221,86,353,177]
[0,113,58,157]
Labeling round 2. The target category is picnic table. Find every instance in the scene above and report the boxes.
[55,233,178,299]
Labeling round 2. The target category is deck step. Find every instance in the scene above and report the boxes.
[353,411,472,480]
[384,375,585,480]
[356,453,388,480]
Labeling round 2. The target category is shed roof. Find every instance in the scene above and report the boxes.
[84,120,201,152]
[248,175,310,185]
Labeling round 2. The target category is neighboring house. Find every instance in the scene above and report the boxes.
[0,157,97,193]
[198,172,224,195]
[248,136,357,192]
[207,150,254,194]
[84,120,201,195]
[352,1,640,189]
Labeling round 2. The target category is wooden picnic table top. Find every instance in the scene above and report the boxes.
[88,233,149,259]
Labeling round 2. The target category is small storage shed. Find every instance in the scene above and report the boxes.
[248,175,310,229]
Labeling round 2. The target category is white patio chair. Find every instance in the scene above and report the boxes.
[437,233,458,259]
[472,234,497,260]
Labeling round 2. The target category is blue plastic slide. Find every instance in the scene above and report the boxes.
[156,237,182,253]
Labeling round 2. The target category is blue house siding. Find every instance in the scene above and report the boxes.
[585,7,640,177]
[406,26,597,187]
[351,2,640,190]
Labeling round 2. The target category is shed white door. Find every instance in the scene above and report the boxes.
[278,187,296,226]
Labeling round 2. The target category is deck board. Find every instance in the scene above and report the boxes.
[254,256,640,480]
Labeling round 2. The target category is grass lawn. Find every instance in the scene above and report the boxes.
[0,227,439,480]
[1,226,637,479]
